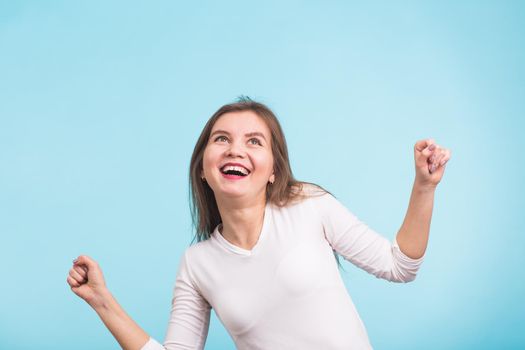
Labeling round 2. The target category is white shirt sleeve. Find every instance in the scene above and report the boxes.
[141,250,211,350]
[313,191,425,283]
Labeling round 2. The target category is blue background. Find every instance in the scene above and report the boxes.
[1,1,524,349]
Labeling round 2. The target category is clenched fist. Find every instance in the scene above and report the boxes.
[414,139,452,189]
[67,255,108,307]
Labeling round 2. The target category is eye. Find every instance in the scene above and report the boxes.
[249,138,262,145]
[214,135,228,142]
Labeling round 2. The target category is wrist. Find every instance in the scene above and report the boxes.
[88,288,113,311]
[413,180,437,194]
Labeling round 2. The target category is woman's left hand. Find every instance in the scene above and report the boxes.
[413,139,452,189]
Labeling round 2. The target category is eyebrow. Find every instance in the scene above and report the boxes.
[210,129,267,141]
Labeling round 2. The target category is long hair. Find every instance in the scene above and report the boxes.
[188,96,344,270]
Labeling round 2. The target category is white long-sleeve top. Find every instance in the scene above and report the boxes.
[142,186,425,350]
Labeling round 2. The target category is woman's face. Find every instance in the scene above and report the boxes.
[202,110,274,203]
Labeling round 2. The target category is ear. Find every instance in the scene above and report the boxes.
[269,173,275,184]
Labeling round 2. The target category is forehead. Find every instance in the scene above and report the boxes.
[212,110,270,136]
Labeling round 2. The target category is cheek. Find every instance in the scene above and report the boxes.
[202,148,215,174]
[253,153,274,174]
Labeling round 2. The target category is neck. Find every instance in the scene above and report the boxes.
[215,195,266,250]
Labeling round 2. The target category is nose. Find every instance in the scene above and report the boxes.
[225,140,245,158]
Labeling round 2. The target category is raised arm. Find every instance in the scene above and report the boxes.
[67,255,150,350]
[68,252,211,350]
[314,139,451,283]
[396,139,452,259]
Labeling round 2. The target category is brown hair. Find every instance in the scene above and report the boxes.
[188,96,343,269]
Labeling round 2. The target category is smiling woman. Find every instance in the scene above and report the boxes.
[192,102,325,249]
[186,98,338,251]
[202,110,276,212]
[67,96,451,350]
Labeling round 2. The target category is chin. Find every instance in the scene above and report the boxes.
[215,185,260,199]
[211,178,265,199]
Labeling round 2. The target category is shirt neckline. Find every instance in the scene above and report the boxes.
[212,202,271,256]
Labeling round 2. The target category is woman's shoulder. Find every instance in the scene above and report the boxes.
[296,183,346,214]
[299,182,329,197]
[184,235,216,260]
[279,182,331,208]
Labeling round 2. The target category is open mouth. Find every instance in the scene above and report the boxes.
[220,165,250,177]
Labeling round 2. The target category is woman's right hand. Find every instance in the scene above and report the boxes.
[67,255,108,307]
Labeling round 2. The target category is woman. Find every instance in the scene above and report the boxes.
[67,97,451,349]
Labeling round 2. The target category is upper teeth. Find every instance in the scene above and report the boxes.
[222,165,249,175]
